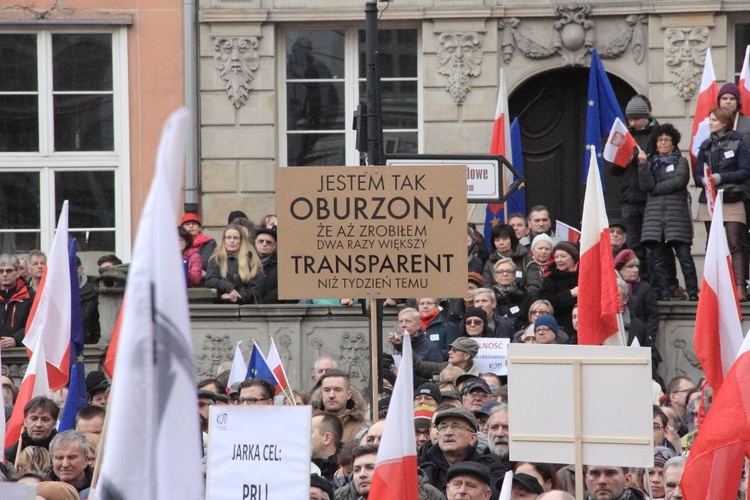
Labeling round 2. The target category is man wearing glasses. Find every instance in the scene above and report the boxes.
[254,228,279,304]
[0,254,34,348]
[236,379,275,406]
[419,407,507,495]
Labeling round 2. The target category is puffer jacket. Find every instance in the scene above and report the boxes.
[694,130,750,203]
[638,150,693,244]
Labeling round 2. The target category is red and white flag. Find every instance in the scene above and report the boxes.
[267,337,291,397]
[689,48,718,165]
[693,191,743,392]
[577,147,622,346]
[489,68,514,217]
[681,326,750,499]
[555,220,581,243]
[739,45,750,114]
[5,335,50,449]
[369,332,418,500]
[603,117,639,168]
[23,201,72,391]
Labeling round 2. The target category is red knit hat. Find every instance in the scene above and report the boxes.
[180,212,202,226]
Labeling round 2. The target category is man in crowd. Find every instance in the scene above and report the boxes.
[534,315,560,345]
[486,404,510,463]
[445,462,493,500]
[388,308,443,363]
[508,213,532,247]
[313,356,337,384]
[460,378,492,413]
[76,257,101,344]
[255,227,279,303]
[0,254,34,347]
[472,288,515,339]
[663,376,694,422]
[663,456,685,500]
[26,249,47,293]
[413,338,482,382]
[76,405,106,435]
[527,206,560,244]
[335,445,377,499]
[511,473,544,499]
[311,473,335,500]
[49,430,93,493]
[86,371,110,407]
[237,379,275,406]
[419,407,507,494]
[414,383,442,410]
[311,412,343,481]
[318,370,368,443]
[584,465,642,500]
[5,396,59,463]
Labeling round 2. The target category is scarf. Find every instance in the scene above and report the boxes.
[420,310,440,331]
[650,153,679,181]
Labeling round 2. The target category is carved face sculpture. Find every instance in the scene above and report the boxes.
[214,37,260,107]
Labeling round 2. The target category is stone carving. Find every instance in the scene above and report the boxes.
[664,27,711,100]
[437,32,484,105]
[213,36,261,108]
[194,333,234,378]
[670,337,702,377]
[272,331,293,370]
[338,331,370,385]
[498,4,647,66]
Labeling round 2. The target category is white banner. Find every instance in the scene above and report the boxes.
[473,338,510,375]
[207,405,312,499]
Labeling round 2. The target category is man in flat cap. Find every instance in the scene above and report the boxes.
[509,472,544,499]
[445,462,492,500]
[412,338,482,381]
[419,407,507,495]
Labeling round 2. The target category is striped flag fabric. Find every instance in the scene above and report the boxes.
[555,220,581,243]
[689,48,718,165]
[603,117,639,168]
[267,337,291,396]
[739,45,750,114]
[23,202,73,391]
[577,147,622,346]
[485,68,514,237]
[58,239,87,432]
[369,331,418,499]
[5,335,50,450]
[692,190,743,392]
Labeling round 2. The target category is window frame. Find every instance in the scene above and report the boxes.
[278,24,422,167]
[0,26,131,259]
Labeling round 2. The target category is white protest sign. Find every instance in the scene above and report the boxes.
[0,483,35,500]
[207,405,312,500]
[472,338,510,375]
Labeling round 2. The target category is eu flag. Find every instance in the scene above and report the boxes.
[507,117,526,216]
[58,239,87,432]
[246,342,276,384]
[584,49,624,182]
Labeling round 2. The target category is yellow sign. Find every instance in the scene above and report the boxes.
[276,165,467,299]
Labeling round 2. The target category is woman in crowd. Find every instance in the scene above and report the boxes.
[540,241,580,339]
[694,106,750,301]
[513,462,563,492]
[205,224,264,304]
[483,224,529,287]
[614,249,660,349]
[491,258,530,329]
[525,233,554,286]
[457,307,493,338]
[638,123,699,301]
[179,226,203,288]
[180,213,217,276]
[418,297,457,359]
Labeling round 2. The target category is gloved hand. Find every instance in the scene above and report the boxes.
[711,173,721,184]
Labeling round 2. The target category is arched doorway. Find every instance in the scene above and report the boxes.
[509,67,636,226]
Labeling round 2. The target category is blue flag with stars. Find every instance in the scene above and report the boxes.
[584,49,624,182]
[246,341,275,383]
[58,238,87,432]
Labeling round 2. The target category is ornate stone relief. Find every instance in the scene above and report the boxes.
[194,333,234,379]
[498,4,647,66]
[212,36,261,108]
[310,330,370,387]
[436,32,484,105]
[664,27,711,100]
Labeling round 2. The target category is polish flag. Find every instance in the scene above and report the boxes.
[226,341,247,390]
[577,147,622,346]
[103,303,123,378]
[689,48,718,165]
[5,335,50,449]
[369,331,418,500]
[555,220,581,243]
[488,68,514,219]
[23,202,72,391]
[681,327,750,499]
[739,45,750,114]
[603,117,639,168]
[692,191,743,391]
[267,337,291,397]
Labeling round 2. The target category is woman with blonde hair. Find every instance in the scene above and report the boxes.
[14,445,51,475]
[205,224,265,304]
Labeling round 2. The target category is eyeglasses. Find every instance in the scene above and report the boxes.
[465,319,484,326]
[0,269,16,275]
[415,429,430,437]
[437,422,473,433]
[653,424,664,431]
[530,309,549,316]
[256,239,275,245]
[535,326,553,334]
[494,269,514,275]
[657,137,673,143]
[238,397,270,405]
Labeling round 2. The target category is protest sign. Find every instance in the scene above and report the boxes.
[276,165,467,299]
[207,405,312,499]
[472,338,510,375]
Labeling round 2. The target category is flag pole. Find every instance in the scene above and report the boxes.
[268,334,296,405]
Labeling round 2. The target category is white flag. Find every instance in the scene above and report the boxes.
[94,109,203,499]
[227,341,247,389]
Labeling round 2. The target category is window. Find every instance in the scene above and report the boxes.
[282,27,419,166]
[0,28,129,258]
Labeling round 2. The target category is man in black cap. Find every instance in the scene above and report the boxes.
[86,371,110,407]
[445,462,492,500]
[254,227,279,304]
[609,219,628,258]
[414,382,442,410]
[460,378,492,413]
[509,472,544,499]
[419,407,507,495]
[310,473,335,500]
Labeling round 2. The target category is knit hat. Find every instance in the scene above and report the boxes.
[625,95,651,119]
[614,248,637,271]
[531,233,554,251]
[227,210,248,224]
[534,315,559,336]
[467,272,485,287]
[718,82,741,103]
[464,307,488,326]
[450,337,480,358]
[414,382,442,405]
[521,327,536,341]
[554,241,580,262]
[256,227,277,241]
[180,212,202,226]
[414,404,436,427]
[653,446,677,468]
